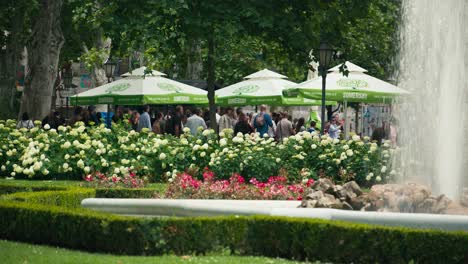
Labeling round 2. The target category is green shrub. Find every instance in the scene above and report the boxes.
[0,183,66,195]
[1,185,467,263]
[95,188,157,199]
[2,188,95,208]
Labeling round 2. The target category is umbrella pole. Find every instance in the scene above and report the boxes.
[361,104,364,136]
[344,100,348,139]
[107,104,111,128]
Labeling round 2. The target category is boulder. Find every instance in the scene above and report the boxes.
[300,199,318,208]
[349,196,366,210]
[415,197,437,213]
[342,201,353,210]
[302,180,451,214]
[306,190,324,201]
[342,181,363,196]
[461,194,468,207]
[311,178,334,194]
[317,195,343,209]
[433,194,451,214]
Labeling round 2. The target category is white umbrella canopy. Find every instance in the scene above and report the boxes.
[284,61,409,103]
[216,69,335,106]
[121,66,166,77]
[71,70,208,105]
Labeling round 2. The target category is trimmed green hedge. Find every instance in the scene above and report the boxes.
[0,183,66,195]
[1,188,95,208]
[0,184,468,263]
[95,188,157,199]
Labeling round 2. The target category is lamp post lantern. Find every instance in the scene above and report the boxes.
[104,58,117,83]
[318,42,336,135]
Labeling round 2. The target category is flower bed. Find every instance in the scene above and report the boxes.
[0,119,396,186]
[164,169,314,200]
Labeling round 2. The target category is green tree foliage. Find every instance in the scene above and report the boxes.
[1,0,401,118]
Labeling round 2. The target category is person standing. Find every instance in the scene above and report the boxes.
[216,108,221,125]
[276,112,294,142]
[219,107,236,132]
[130,111,140,131]
[69,107,83,126]
[328,118,341,139]
[152,112,165,134]
[88,106,100,125]
[234,112,253,135]
[371,123,386,146]
[295,117,306,133]
[17,112,34,129]
[185,108,207,135]
[308,121,317,133]
[166,105,184,137]
[137,105,152,132]
[253,105,273,138]
[112,106,124,123]
[42,111,61,129]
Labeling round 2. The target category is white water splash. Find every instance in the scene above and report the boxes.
[396,0,468,199]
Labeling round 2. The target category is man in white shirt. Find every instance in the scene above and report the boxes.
[185,108,207,135]
[137,105,152,132]
[219,107,236,132]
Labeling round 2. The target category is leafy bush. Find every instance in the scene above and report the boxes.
[1,199,467,262]
[0,182,66,195]
[0,120,395,186]
[1,188,95,208]
[0,184,467,263]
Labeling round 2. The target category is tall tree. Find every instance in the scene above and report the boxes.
[0,1,38,119]
[19,0,65,120]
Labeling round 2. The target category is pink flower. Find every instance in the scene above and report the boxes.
[203,169,215,182]
[230,173,245,184]
[84,174,93,182]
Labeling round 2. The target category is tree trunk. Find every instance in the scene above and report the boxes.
[207,35,217,130]
[0,13,23,119]
[20,0,64,121]
[186,38,203,79]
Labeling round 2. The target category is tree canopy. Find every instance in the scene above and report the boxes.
[0,0,402,119]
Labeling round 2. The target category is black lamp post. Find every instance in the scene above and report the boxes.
[103,58,117,83]
[318,42,336,135]
[103,58,117,128]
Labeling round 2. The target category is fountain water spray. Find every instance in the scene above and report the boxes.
[397,0,468,199]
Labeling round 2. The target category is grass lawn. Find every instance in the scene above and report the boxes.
[0,240,310,264]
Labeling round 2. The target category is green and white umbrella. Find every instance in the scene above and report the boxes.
[216,69,336,106]
[283,61,409,103]
[71,68,208,105]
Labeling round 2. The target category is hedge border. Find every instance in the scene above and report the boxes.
[0,184,467,263]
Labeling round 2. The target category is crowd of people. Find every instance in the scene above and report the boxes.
[17,104,395,144]
[108,104,336,140]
